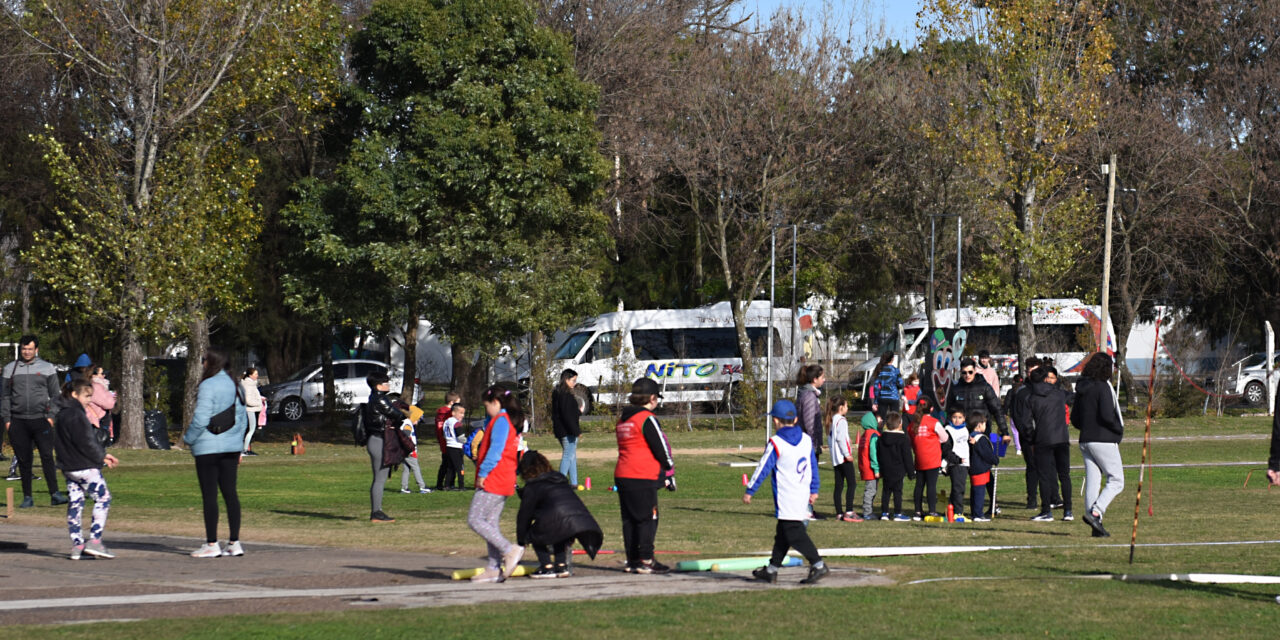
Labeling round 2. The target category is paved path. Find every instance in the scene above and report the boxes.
[0,524,888,627]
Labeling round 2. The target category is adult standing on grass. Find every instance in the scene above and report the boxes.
[796,365,826,461]
[240,368,263,456]
[1027,366,1073,522]
[182,348,248,558]
[614,377,676,575]
[948,358,1009,518]
[869,353,904,418]
[1072,352,1124,538]
[467,386,525,583]
[1269,388,1280,487]
[2,335,67,509]
[1010,357,1055,510]
[364,371,406,523]
[551,369,583,487]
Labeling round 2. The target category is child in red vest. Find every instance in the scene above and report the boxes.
[856,411,881,521]
[903,374,921,416]
[910,395,948,519]
[614,378,675,575]
[466,386,524,583]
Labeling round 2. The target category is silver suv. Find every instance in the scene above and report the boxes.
[1224,352,1280,406]
[261,359,403,421]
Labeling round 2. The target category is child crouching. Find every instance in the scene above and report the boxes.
[515,451,603,578]
[54,379,119,560]
[744,400,828,585]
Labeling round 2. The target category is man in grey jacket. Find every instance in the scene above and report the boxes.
[2,336,66,508]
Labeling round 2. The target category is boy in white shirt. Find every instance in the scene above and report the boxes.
[744,399,828,585]
[442,404,467,490]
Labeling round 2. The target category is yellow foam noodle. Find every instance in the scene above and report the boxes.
[451,564,532,580]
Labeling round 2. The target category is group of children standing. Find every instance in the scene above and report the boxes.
[829,392,1001,523]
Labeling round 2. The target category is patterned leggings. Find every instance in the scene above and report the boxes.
[65,469,111,545]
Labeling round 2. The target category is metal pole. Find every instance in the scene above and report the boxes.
[956,216,963,328]
[1101,153,1117,353]
[767,227,775,438]
[791,224,797,377]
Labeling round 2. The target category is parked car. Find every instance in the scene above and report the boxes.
[261,359,403,422]
[1223,352,1280,406]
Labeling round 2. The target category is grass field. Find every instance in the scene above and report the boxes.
[7,412,1280,638]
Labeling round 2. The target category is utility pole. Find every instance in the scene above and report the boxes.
[767,226,776,437]
[956,215,963,328]
[1101,153,1117,353]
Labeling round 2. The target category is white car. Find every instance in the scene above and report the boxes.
[1225,352,1280,406]
[261,359,403,421]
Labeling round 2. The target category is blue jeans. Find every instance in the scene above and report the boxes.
[559,436,578,485]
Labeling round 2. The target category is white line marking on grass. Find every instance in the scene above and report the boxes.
[907,573,1280,586]
[802,540,1280,558]
[999,461,1265,471]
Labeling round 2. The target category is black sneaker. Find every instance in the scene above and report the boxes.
[370,511,395,523]
[634,559,670,575]
[752,566,777,583]
[50,491,68,506]
[1062,510,1074,522]
[1082,510,1109,537]
[799,564,829,584]
[242,451,258,457]
[554,563,572,578]
[530,565,558,579]
[1030,512,1054,522]
[1024,501,1038,510]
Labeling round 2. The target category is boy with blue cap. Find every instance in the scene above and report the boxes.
[743,399,828,585]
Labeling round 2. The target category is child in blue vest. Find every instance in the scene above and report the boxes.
[967,410,1000,522]
[744,399,828,585]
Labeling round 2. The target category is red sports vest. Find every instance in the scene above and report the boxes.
[912,414,943,470]
[615,409,661,481]
[476,411,518,496]
[857,427,880,480]
[903,385,920,414]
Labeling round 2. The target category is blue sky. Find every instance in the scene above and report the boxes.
[733,0,925,47]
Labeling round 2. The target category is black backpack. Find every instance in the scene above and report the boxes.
[352,406,369,446]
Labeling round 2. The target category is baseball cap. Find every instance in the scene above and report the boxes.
[768,399,797,421]
[631,377,663,398]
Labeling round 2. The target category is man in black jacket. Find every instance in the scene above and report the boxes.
[947,358,1008,516]
[1010,357,1057,510]
[2,335,66,508]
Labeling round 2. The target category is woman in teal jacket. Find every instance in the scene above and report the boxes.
[182,348,248,559]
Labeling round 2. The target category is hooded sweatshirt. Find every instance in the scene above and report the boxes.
[746,425,820,521]
[54,396,105,472]
[857,411,881,480]
[1028,381,1070,446]
[1071,377,1123,444]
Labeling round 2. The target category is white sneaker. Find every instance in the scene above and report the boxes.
[191,542,222,558]
[222,541,244,557]
[501,545,525,578]
[469,567,503,583]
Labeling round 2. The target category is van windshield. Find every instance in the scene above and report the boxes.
[553,332,593,361]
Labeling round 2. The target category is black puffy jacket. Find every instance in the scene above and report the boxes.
[1072,377,1123,444]
[1027,382,1071,446]
[551,388,581,440]
[516,471,603,557]
[946,379,1007,436]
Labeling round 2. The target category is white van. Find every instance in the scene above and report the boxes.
[855,299,1115,395]
[548,301,795,410]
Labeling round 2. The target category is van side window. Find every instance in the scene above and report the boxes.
[633,329,677,360]
[583,331,620,363]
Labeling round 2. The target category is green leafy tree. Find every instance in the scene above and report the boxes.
[283,0,609,403]
[921,0,1115,365]
[14,0,342,447]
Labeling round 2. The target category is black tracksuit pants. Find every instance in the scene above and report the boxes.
[770,520,821,567]
[10,417,58,497]
[618,484,659,565]
[1035,442,1072,513]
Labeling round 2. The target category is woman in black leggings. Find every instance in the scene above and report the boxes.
[181,348,248,558]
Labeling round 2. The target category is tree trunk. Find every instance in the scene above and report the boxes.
[402,301,419,401]
[1015,304,1037,370]
[451,343,490,405]
[117,325,146,449]
[529,330,549,432]
[182,311,210,430]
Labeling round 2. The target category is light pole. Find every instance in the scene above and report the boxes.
[767,226,776,437]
